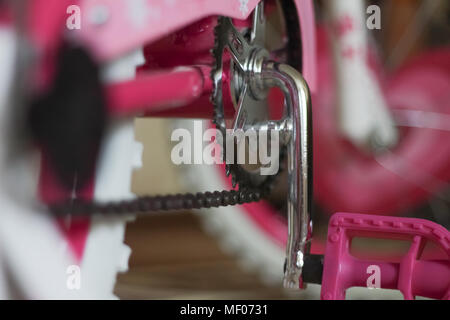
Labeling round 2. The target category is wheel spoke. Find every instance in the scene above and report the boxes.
[392,109,450,132]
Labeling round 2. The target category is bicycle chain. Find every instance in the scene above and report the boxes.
[49,188,267,217]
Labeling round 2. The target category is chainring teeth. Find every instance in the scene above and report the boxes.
[211,13,287,192]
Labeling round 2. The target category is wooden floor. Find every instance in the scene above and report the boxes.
[114,212,304,300]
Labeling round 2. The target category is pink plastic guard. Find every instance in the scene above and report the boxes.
[321,212,450,300]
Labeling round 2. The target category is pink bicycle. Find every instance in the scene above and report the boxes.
[0,0,448,299]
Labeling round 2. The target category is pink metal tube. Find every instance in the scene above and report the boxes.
[107,66,211,116]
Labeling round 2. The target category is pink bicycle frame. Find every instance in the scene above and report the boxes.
[28,0,316,119]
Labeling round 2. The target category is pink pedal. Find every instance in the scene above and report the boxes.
[321,212,450,300]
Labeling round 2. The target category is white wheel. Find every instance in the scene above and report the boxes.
[0,31,141,298]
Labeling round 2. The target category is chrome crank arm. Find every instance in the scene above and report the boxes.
[258,61,313,289]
